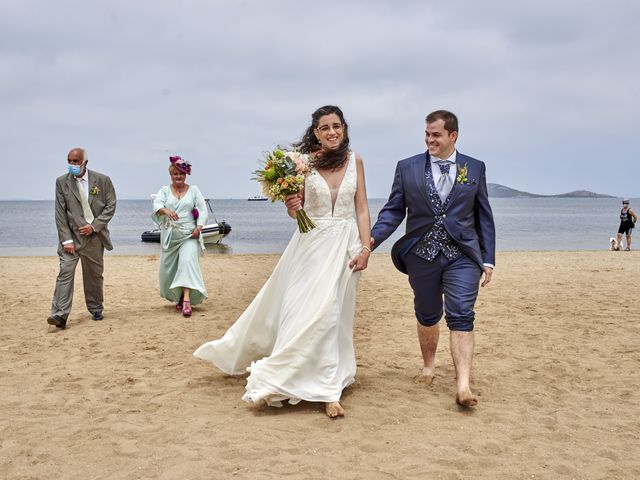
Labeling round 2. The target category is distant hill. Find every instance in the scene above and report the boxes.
[487,183,544,198]
[552,190,615,198]
[487,183,614,198]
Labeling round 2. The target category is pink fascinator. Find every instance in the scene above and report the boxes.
[169,155,192,175]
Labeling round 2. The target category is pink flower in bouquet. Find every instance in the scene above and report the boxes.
[285,151,311,175]
[293,155,309,175]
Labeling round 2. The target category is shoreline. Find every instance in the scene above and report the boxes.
[2,251,639,479]
[0,247,634,258]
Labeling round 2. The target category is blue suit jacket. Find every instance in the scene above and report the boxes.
[371,152,496,274]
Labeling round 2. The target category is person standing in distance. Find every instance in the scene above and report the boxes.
[47,147,117,330]
[615,199,637,251]
[371,110,495,407]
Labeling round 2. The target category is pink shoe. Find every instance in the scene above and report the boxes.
[182,300,192,317]
[176,293,184,311]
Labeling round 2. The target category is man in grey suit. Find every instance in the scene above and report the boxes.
[47,147,117,329]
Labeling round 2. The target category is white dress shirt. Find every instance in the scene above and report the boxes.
[430,150,457,187]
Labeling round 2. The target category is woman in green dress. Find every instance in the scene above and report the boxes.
[152,156,208,316]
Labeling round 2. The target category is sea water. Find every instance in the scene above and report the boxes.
[0,197,634,256]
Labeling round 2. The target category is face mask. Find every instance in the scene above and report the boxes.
[68,164,82,176]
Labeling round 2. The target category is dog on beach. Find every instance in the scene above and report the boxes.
[610,237,620,251]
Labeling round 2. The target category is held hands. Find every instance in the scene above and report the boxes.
[349,246,371,272]
[481,266,493,287]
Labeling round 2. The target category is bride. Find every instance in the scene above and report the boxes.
[193,105,371,418]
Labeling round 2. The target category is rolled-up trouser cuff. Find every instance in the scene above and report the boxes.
[445,315,475,332]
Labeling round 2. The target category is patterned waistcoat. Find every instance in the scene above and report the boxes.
[412,162,462,262]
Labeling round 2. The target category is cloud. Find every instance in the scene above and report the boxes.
[1,0,639,200]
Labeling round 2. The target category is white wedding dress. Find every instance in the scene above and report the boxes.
[194,152,363,406]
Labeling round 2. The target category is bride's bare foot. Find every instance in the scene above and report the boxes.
[412,367,435,385]
[455,388,478,407]
[325,402,345,418]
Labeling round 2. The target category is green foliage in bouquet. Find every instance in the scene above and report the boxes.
[252,147,316,232]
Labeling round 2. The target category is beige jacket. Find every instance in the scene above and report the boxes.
[54,169,117,251]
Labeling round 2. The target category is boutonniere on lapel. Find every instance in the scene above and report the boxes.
[89,185,100,196]
[456,163,469,184]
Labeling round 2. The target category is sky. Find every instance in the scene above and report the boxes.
[2,0,639,200]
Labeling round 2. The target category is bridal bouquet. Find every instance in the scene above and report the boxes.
[253,148,316,233]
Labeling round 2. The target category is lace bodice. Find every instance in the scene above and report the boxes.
[304,152,357,220]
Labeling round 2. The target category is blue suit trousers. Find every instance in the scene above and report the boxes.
[404,252,481,332]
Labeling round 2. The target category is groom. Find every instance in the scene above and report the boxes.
[371,110,495,407]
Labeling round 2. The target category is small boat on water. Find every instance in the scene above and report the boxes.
[141,198,231,245]
[248,195,268,201]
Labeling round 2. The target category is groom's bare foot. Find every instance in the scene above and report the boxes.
[455,388,478,407]
[412,368,435,385]
[325,402,345,418]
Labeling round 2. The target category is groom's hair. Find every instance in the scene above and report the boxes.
[426,110,458,134]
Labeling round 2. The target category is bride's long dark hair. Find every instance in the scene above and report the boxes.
[295,105,350,170]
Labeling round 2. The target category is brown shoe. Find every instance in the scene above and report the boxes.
[47,316,67,329]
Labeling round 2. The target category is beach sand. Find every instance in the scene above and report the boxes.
[1,251,639,479]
